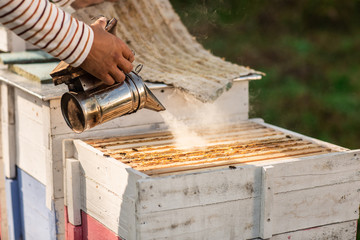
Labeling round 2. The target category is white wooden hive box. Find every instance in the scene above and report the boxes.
[63,119,360,240]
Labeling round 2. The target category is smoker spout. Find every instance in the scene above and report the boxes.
[144,85,166,112]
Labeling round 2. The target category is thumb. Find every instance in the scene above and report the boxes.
[92,16,108,29]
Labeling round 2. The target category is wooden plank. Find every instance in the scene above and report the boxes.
[4,177,21,240]
[80,175,134,239]
[81,211,122,240]
[271,220,357,240]
[73,140,147,198]
[137,165,260,214]
[272,180,360,235]
[54,198,65,240]
[268,150,360,193]
[64,206,83,240]
[259,166,274,239]
[136,197,261,240]
[0,50,56,64]
[65,158,81,226]
[1,83,16,178]
[68,140,147,239]
[17,168,57,240]
[14,88,49,185]
[8,62,60,83]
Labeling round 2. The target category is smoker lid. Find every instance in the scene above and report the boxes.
[74,1,263,102]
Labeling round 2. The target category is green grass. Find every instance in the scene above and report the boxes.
[170,0,360,149]
[170,1,360,237]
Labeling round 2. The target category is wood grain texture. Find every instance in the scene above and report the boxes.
[260,166,274,239]
[74,1,262,102]
[271,220,357,240]
[1,83,16,178]
[14,88,50,185]
[66,159,81,225]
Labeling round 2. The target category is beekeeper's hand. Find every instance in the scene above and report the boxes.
[80,17,135,85]
[71,0,117,9]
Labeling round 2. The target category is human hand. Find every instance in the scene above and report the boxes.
[71,0,117,9]
[80,17,135,85]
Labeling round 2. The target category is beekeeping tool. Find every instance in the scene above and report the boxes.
[50,18,165,133]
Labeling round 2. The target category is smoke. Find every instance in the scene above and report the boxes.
[160,111,208,149]
[160,89,233,149]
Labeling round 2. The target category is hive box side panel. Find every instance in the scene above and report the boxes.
[67,140,148,239]
[268,150,360,235]
[272,181,360,235]
[270,220,357,240]
[17,168,57,240]
[136,166,260,214]
[136,166,262,239]
[270,150,360,193]
[136,197,261,240]
[14,88,51,185]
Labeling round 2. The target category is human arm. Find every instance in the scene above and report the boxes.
[0,0,134,84]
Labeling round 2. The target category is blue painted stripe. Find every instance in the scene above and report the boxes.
[17,168,57,240]
[5,177,22,240]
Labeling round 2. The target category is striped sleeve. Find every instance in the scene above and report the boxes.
[0,0,94,67]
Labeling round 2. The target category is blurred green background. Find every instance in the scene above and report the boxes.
[170,0,360,150]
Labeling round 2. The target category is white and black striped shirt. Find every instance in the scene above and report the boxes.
[0,0,93,67]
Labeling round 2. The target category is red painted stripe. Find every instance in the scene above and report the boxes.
[64,206,123,240]
[81,211,122,240]
[64,206,82,240]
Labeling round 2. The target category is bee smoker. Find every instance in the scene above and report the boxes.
[50,18,165,133]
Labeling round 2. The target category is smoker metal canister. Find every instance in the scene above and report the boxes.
[61,71,165,133]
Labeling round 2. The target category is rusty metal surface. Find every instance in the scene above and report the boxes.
[74,1,263,102]
[85,122,336,176]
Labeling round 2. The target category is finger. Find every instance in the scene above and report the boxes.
[102,74,115,85]
[93,16,108,29]
[120,41,135,62]
[110,68,126,83]
[117,57,133,73]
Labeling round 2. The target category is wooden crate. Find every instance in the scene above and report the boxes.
[0,66,252,239]
[63,120,360,240]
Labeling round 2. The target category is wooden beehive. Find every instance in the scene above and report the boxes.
[63,120,360,239]
[0,62,255,239]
